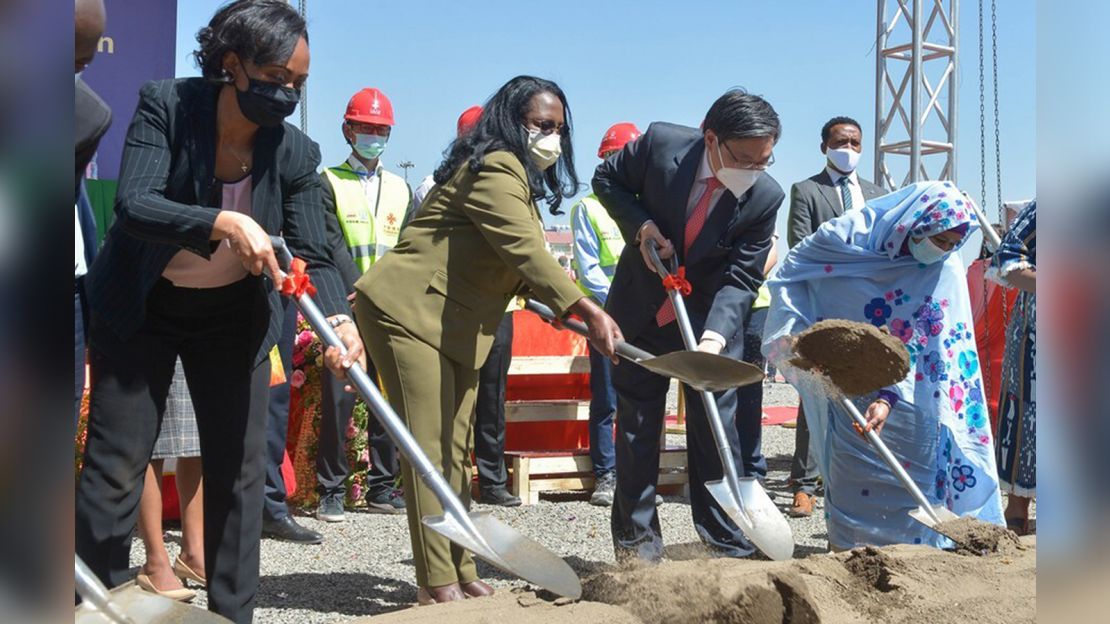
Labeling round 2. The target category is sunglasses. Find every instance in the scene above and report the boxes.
[527,118,568,136]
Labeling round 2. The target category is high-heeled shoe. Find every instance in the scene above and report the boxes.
[173,556,206,586]
[416,583,465,605]
[460,579,495,598]
[135,573,196,602]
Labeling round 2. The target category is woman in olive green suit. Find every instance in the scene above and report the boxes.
[354,76,622,604]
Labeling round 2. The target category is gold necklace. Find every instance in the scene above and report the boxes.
[223,143,251,174]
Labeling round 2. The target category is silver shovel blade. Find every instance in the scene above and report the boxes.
[705,478,795,561]
[634,351,764,392]
[424,511,582,599]
[77,584,231,623]
[909,503,961,529]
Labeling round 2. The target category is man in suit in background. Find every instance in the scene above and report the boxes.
[784,115,886,517]
[593,89,784,563]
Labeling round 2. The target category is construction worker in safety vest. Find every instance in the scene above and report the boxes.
[316,87,413,522]
[570,122,642,506]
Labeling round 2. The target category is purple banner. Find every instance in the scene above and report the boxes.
[82,0,177,181]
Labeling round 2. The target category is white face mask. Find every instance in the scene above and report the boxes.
[714,141,761,198]
[826,146,861,173]
[524,127,562,170]
[908,236,950,264]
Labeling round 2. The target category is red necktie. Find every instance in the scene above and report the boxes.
[656,176,721,326]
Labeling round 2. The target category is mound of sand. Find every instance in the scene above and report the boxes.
[791,319,910,396]
[364,536,1036,624]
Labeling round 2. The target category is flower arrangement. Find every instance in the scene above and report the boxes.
[287,313,372,510]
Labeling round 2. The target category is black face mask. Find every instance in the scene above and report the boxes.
[236,78,299,127]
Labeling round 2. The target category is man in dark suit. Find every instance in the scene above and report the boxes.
[593,89,784,562]
[784,115,886,517]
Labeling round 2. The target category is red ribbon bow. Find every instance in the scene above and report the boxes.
[661,266,693,296]
[280,257,317,299]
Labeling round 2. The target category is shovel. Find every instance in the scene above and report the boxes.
[523,300,763,392]
[837,397,961,533]
[268,238,581,599]
[966,195,1003,251]
[644,241,795,561]
[75,555,230,623]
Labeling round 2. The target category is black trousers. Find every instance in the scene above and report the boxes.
[611,318,754,562]
[474,313,514,490]
[75,278,271,624]
[316,354,399,497]
[735,305,768,480]
[263,298,297,521]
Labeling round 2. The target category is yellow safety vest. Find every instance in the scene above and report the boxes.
[322,162,412,274]
[571,194,625,296]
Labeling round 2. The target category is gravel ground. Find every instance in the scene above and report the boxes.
[129,381,811,622]
[129,380,1030,622]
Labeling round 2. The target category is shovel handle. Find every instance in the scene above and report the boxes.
[967,197,1003,251]
[644,239,673,277]
[75,555,135,624]
[839,397,940,524]
[523,300,656,362]
[268,237,471,522]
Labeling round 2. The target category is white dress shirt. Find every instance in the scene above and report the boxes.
[825,165,865,213]
[347,154,383,213]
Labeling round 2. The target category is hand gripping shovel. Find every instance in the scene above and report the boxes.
[837,397,961,533]
[523,300,763,392]
[645,241,795,561]
[268,238,581,599]
[75,555,230,623]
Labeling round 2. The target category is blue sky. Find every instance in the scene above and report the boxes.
[174,0,1034,237]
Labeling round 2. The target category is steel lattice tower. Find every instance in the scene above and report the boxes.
[874,0,959,190]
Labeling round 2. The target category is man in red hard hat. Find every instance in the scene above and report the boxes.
[570,122,641,506]
[313,87,414,522]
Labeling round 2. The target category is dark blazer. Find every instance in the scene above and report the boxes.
[85,78,347,362]
[786,169,886,248]
[593,122,784,345]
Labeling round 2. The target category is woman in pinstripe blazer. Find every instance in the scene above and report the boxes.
[75,3,362,622]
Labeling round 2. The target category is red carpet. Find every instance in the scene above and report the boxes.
[665,405,797,429]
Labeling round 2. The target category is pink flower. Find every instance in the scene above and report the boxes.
[292,350,305,368]
[359,449,370,465]
[296,330,314,349]
[350,482,362,501]
[290,369,306,388]
[346,420,358,440]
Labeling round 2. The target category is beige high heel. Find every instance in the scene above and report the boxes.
[135,573,196,602]
[173,556,206,586]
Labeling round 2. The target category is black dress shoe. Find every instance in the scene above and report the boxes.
[262,516,323,544]
[477,487,522,507]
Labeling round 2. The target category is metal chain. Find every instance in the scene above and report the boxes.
[992,0,1003,223]
[297,0,308,133]
[978,0,988,215]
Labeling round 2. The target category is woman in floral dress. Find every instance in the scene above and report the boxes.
[988,200,1036,534]
[764,181,1004,550]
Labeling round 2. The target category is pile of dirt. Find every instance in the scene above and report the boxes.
[936,516,1025,556]
[364,537,1036,624]
[791,319,910,396]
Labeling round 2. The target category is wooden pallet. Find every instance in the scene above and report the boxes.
[507,447,689,505]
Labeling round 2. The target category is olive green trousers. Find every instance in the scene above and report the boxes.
[355,296,479,587]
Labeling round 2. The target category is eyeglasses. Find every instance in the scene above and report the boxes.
[527,118,567,136]
[721,141,774,170]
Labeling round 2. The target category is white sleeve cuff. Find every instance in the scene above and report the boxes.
[701,330,727,347]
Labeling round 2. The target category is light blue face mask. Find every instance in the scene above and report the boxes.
[352,133,388,160]
[908,235,950,264]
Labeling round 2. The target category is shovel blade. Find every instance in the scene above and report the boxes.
[423,511,582,599]
[77,584,230,623]
[908,504,961,529]
[705,478,795,561]
[635,351,764,392]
